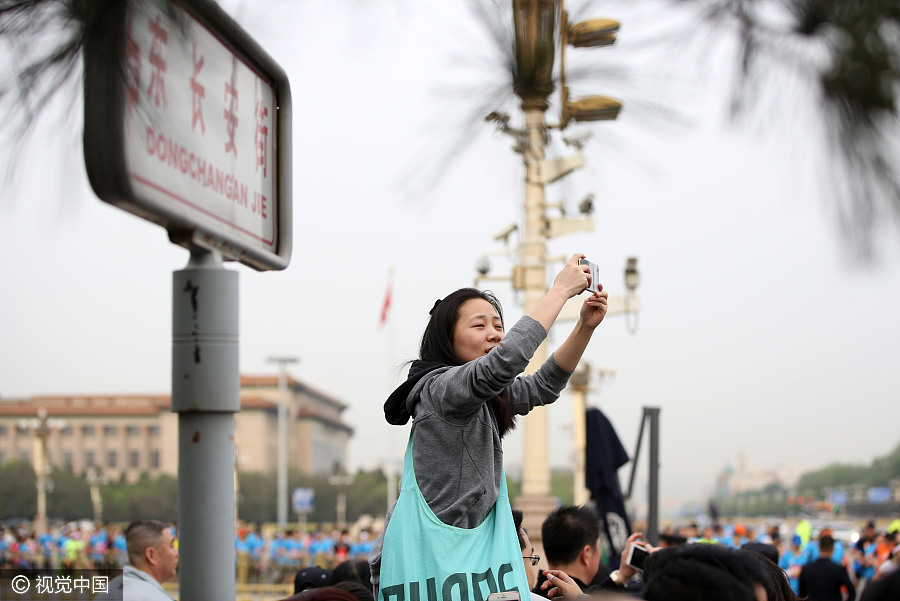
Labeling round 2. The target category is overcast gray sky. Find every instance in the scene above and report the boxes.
[1,0,899,515]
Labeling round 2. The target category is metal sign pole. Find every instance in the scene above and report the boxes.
[624,406,661,546]
[82,3,291,598]
[172,248,239,601]
[647,407,661,546]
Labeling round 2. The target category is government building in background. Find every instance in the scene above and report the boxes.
[0,374,353,480]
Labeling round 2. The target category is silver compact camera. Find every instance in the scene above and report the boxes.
[578,258,600,293]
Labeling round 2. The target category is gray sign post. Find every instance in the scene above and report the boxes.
[83,1,291,599]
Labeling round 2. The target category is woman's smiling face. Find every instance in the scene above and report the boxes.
[452,298,504,363]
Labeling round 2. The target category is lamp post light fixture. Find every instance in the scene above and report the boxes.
[328,463,354,529]
[86,467,109,525]
[512,0,558,111]
[625,257,640,292]
[567,18,620,47]
[557,2,623,130]
[561,87,623,127]
[18,408,66,534]
[267,355,299,531]
[624,257,640,334]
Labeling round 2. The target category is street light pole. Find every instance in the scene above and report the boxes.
[329,465,354,529]
[86,467,109,525]
[19,408,65,534]
[570,365,616,506]
[502,0,632,538]
[509,0,564,534]
[520,106,552,502]
[569,364,590,506]
[268,355,299,531]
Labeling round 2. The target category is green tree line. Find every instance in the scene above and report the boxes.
[0,460,576,526]
[710,439,900,517]
[796,440,900,491]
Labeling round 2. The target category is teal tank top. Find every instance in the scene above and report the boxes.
[378,434,530,601]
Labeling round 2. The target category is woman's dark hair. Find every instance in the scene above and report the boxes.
[330,559,371,587]
[643,544,768,601]
[278,588,357,601]
[331,581,375,601]
[512,509,526,551]
[743,550,801,601]
[418,288,516,437]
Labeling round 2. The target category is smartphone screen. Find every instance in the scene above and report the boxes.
[627,544,649,571]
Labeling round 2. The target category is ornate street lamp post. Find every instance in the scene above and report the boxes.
[18,408,65,534]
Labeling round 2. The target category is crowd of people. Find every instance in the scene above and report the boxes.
[5,511,897,601]
[656,518,900,597]
[4,259,899,601]
[0,522,127,572]
[0,521,374,582]
[273,509,900,601]
[235,527,375,583]
[649,518,899,601]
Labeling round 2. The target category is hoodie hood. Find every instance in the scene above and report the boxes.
[383,360,447,425]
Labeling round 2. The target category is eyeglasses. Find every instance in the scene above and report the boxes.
[523,555,540,567]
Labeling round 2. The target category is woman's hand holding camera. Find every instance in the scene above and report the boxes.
[551,254,592,299]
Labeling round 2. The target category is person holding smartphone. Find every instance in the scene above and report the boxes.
[370,255,608,601]
[541,533,655,599]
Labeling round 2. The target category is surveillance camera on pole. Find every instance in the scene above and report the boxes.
[563,131,592,150]
[475,257,491,276]
[493,223,518,243]
[578,194,595,215]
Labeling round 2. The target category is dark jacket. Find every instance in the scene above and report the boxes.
[799,557,856,601]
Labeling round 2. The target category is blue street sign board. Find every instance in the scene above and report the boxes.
[868,487,891,505]
[293,487,314,514]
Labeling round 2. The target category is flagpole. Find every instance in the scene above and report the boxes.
[384,267,398,509]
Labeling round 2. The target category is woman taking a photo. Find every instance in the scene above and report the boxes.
[370,254,608,601]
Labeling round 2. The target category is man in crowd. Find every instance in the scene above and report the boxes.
[99,520,178,601]
[532,506,609,597]
[799,534,855,601]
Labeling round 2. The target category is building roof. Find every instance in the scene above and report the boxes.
[296,407,354,435]
[240,374,347,410]
[0,387,352,433]
[0,395,169,417]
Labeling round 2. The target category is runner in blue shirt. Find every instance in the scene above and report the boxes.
[779,535,806,594]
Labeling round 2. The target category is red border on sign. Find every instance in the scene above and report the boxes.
[131,173,276,247]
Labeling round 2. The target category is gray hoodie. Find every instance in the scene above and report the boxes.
[369,315,572,589]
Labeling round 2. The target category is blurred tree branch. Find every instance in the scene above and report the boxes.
[684,0,900,259]
[2,0,899,258]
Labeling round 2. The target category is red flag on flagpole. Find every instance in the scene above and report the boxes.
[378,279,393,328]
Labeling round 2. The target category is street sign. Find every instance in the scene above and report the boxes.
[84,0,292,270]
[292,487,315,514]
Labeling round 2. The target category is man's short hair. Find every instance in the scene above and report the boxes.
[124,520,169,566]
[819,535,835,553]
[541,505,600,566]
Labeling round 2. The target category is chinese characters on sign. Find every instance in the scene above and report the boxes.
[121,1,277,252]
[1,569,122,601]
